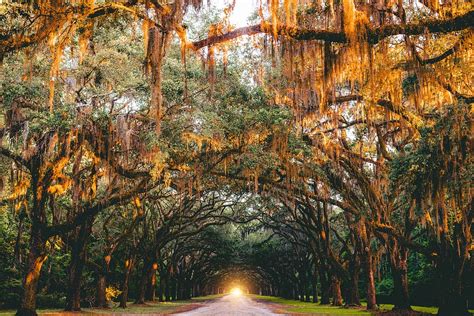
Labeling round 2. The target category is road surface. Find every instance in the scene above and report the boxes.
[175,294,283,316]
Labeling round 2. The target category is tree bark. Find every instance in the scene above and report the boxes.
[164,276,170,301]
[319,270,331,304]
[145,269,156,301]
[366,263,377,310]
[177,278,182,300]
[136,260,153,304]
[171,277,177,301]
[96,274,107,308]
[303,269,310,302]
[65,216,94,311]
[345,262,361,306]
[16,201,48,316]
[17,169,47,316]
[299,282,304,301]
[389,242,412,310]
[312,278,318,303]
[305,287,310,302]
[436,234,470,316]
[158,276,164,301]
[16,250,47,316]
[332,276,343,306]
[364,247,377,310]
[437,276,469,316]
[190,11,474,49]
[119,257,134,308]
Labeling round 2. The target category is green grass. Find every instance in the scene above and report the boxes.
[286,306,371,315]
[378,304,438,314]
[0,295,223,315]
[252,295,372,315]
[1,295,471,315]
[251,295,470,315]
[40,301,189,315]
[191,294,225,301]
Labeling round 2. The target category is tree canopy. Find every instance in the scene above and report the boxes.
[0,1,472,316]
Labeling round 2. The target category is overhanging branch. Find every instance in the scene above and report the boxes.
[0,146,30,168]
[191,10,474,49]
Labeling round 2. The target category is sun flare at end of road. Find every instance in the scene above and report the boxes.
[230,287,242,296]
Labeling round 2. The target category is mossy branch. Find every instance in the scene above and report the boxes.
[191,10,474,49]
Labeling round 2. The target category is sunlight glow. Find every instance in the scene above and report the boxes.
[230,287,242,296]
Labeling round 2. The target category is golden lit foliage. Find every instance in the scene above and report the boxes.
[9,179,30,200]
[105,286,122,301]
[150,149,169,180]
[182,132,224,152]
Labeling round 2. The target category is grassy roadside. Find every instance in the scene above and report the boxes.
[251,295,445,315]
[0,294,224,315]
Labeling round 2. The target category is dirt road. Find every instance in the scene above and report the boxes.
[175,294,284,316]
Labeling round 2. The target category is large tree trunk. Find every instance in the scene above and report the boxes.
[96,256,111,308]
[311,264,319,303]
[171,277,177,301]
[177,278,182,300]
[437,274,469,316]
[305,286,310,302]
[136,274,147,303]
[359,222,377,310]
[65,262,83,311]
[303,269,310,302]
[17,171,47,316]
[343,247,361,307]
[119,257,134,308]
[186,279,192,299]
[364,246,377,310]
[312,278,318,303]
[193,283,199,298]
[145,268,156,301]
[65,216,93,311]
[391,263,411,310]
[319,269,331,304]
[345,261,361,306]
[158,276,164,301]
[16,223,47,316]
[366,261,377,310]
[16,251,47,316]
[146,262,158,301]
[136,260,153,304]
[389,242,412,311]
[96,273,107,308]
[436,234,470,316]
[164,275,170,301]
[332,276,343,306]
[298,281,304,301]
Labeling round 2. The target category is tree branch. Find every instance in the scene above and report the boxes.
[0,146,29,168]
[191,10,474,49]
[418,37,464,65]
[44,179,154,237]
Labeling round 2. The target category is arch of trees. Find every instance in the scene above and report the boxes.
[0,1,472,316]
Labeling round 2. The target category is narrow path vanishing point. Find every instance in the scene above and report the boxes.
[175,294,284,316]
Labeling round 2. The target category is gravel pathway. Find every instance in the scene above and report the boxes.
[175,294,285,316]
